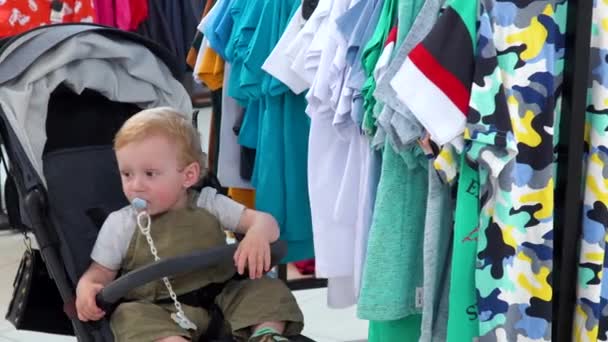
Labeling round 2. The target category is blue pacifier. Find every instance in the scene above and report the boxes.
[132,197,148,211]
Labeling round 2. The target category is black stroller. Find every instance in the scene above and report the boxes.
[0,24,312,342]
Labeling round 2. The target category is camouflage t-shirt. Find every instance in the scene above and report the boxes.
[468,1,566,341]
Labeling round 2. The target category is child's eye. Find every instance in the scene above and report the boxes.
[121,171,131,178]
[145,171,157,177]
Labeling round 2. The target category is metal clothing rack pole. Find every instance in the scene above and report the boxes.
[554,0,593,341]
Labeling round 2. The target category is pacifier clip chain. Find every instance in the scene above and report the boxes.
[133,198,197,331]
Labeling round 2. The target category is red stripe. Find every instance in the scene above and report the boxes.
[408,44,470,116]
[385,27,398,47]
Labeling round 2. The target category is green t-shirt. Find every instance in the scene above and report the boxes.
[447,153,480,342]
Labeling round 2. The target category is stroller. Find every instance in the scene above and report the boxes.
[0,24,313,342]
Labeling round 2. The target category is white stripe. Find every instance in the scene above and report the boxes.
[390,57,466,145]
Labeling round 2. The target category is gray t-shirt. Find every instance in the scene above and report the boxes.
[91,187,246,271]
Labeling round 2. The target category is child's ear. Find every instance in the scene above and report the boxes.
[182,162,201,188]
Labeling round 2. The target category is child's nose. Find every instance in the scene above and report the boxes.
[131,176,145,191]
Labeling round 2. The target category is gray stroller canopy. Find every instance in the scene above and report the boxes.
[0,25,193,185]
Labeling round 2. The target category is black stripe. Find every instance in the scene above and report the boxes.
[421,7,475,91]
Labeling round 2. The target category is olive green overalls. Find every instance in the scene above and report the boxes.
[110,199,303,341]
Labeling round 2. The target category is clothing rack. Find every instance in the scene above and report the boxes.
[205,0,594,328]
[272,0,597,320]
[554,0,593,341]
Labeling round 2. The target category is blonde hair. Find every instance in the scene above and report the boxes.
[114,107,207,172]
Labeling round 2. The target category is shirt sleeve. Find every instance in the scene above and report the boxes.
[90,209,133,271]
[390,0,477,145]
[262,4,310,95]
[197,187,246,231]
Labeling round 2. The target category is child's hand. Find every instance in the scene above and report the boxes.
[76,282,106,322]
[234,225,272,279]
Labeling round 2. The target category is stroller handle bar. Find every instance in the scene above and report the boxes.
[95,240,287,311]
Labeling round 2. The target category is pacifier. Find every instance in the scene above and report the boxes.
[132,197,151,232]
[131,197,148,211]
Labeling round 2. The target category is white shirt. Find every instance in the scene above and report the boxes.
[262,5,310,95]
[287,0,332,87]
[305,0,358,282]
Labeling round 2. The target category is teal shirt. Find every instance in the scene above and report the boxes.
[232,0,314,262]
[360,0,398,136]
[358,142,428,321]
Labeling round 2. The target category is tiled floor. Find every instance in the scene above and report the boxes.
[0,231,368,342]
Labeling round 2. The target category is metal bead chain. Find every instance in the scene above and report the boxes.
[136,211,188,321]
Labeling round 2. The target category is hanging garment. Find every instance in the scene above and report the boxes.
[359,0,398,137]
[328,0,367,117]
[201,0,260,189]
[331,0,372,130]
[345,0,384,134]
[190,1,225,90]
[358,0,429,324]
[366,0,426,149]
[266,0,384,306]
[228,188,255,209]
[447,154,481,342]
[419,159,453,342]
[373,2,452,340]
[286,0,332,88]
[224,0,259,106]
[195,47,225,91]
[193,1,234,180]
[302,0,380,284]
[373,0,444,152]
[186,0,214,68]
[304,0,354,280]
[469,2,565,340]
[93,0,148,30]
[334,0,382,300]
[394,0,567,340]
[262,4,310,96]
[368,315,422,342]
[223,0,313,262]
[253,0,314,263]
[308,0,368,308]
[0,0,96,37]
[127,0,148,31]
[94,0,115,27]
[573,1,608,341]
[390,0,476,147]
[360,18,429,324]
[201,0,233,60]
[330,0,389,305]
[222,0,263,195]
[387,1,478,340]
[352,143,381,297]
[388,0,472,340]
[217,63,254,189]
[357,142,428,320]
[138,0,199,73]
[114,0,132,31]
